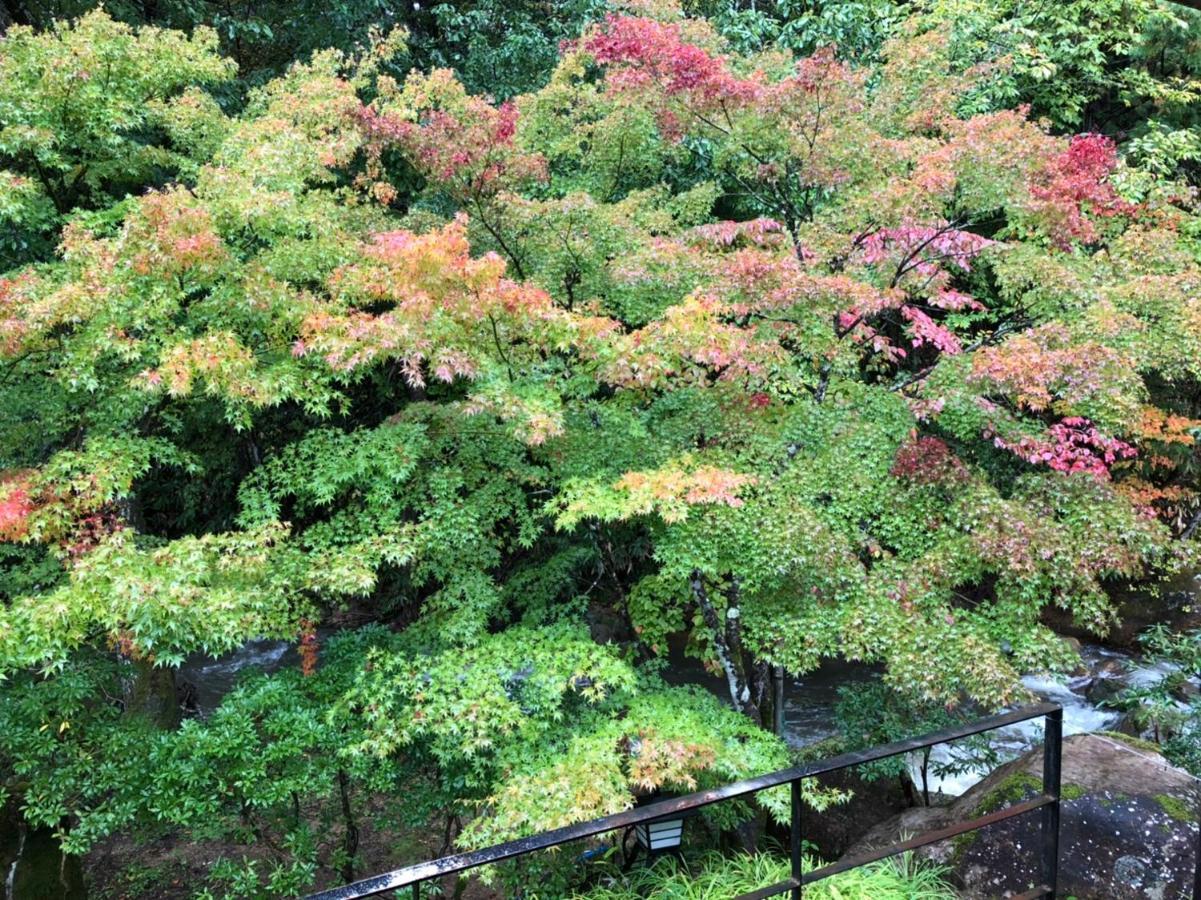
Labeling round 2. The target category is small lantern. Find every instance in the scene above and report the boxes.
[634,815,685,855]
[625,736,690,860]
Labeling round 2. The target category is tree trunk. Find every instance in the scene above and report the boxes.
[691,571,765,727]
[337,769,359,883]
[124,658,180,729]
[771,665,786,735]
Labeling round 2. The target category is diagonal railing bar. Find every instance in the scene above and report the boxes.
[306,702,1064,900]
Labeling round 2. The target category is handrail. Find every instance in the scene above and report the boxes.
[307,701,1063,900]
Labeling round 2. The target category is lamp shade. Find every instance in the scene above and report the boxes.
[634,816,684,853]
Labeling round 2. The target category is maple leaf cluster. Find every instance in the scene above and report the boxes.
[1028,134,1139,247]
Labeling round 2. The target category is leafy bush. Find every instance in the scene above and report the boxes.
[578,850,956,899]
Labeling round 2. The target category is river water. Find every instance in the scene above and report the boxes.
[667,641,1185,796]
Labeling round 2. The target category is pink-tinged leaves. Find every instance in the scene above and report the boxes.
[902,305,962,354]
[969,323,1139,417]
[990,417,1136,478]
[689,218,785,249]
[929,289,984,312]
[1028,134,1138,248]
[356,73,547,199]
[858,224,994,277]
[0,470,35,541]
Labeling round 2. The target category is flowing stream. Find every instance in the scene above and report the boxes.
[904,644,1189,796]
[668,639,1182,796]
[177,636,296,715]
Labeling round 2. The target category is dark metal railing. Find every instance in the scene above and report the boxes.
[308,701,1063,900]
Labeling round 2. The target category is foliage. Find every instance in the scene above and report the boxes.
[1,0,1200,896]
[834,681,999,804]
[578,848,957,899]
[1112,625,1201,776]
[0,11,236,267]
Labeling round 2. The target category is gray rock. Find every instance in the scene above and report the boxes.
[843,733,1199,899]
[1170,679,1200,703]
[1085,672,1129,705]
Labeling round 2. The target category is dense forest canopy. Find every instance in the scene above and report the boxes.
[1,0,1200,895]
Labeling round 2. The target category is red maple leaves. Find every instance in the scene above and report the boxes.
[990,417,1137,478]
[0,470,35,541]
[1029,134,1137,247]
[891,436,968,485]
[583,14,760,106]
[356,72,547,201]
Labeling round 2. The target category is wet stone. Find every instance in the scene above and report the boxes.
[844,734,1199,900]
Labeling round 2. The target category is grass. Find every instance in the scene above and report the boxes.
[575,850,958,899]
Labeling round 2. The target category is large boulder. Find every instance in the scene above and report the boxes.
[845,733,1199,898]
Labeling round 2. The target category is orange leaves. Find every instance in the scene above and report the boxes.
[554,457,756,528]
[298,618,319,676]
[1114,407,1200,524]
[330,217,507,311]
[126,188,226,282]
[1116,478,1193,520]
[617,464,756,514]
[625,729,716,793]
[302,217,587,384]
[969,323,1141,423]
[1136,407,1199,447]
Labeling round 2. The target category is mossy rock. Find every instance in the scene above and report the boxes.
[1154,793,1196,823]
[972,772,1042,816]
[841,733,1200,899]
[1098,731,1160,753]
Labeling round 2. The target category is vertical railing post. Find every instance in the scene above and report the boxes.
[1040,708,1062,898]
[790,778,802,899]
[412,883,420,899]
[1193,779,1200,900]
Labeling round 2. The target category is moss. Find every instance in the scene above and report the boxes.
[1061,783,1086,802]
[950,771,1061,866]
[949,830,977,866]
[795,737,844,763]
[1154,793,1196,823]
[1099,731,1160,753]
[973,772,1042,816]
[1095,791,1128,811]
